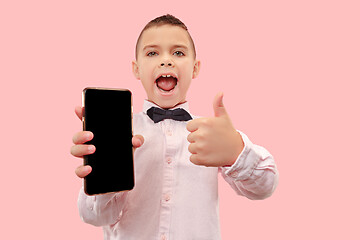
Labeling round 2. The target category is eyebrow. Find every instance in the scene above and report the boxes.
[142,44,189,51]
[173,45,189,51]
[142,45,159,51]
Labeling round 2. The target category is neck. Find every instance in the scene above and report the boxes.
[148,100,187,110]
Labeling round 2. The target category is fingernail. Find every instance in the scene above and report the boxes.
[85,132,92,140]
[84,165,91,173]
[88,145,95,152]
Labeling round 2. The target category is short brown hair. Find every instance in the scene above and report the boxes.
[135,14,196,59]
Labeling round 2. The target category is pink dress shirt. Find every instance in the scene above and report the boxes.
[78,100,278,240]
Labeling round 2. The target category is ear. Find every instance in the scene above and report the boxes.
[192,60,201,79]
[132,60,140,80]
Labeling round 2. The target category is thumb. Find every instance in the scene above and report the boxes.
[213,92,227,117]
[132,135,144,149]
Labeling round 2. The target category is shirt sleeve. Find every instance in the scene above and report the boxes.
[219,131,279,200]
[77,186,129,226]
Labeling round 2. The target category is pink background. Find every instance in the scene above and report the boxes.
[1,0,359,239]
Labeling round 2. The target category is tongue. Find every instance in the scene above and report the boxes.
[156,77,177,91]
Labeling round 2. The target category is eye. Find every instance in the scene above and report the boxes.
[146,51,158,57]
[173,51,184,56]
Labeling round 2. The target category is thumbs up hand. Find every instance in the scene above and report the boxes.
[186,92,244,167]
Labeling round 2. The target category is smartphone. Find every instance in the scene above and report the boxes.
[82,87,134,195]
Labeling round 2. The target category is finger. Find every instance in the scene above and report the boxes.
[190,155,211,167]
[132,135,144,148]
[187,132,196,143]
[189,154,200,165]
[186,118,202,132]
[71,144,96,157]
[213,92,227,117]
[75,165,92,178]
[75,106,84,121]
[188,143,197,154]
[72,131,94,144]
[188,128,207,142]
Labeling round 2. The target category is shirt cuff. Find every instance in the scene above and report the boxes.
[221,131,261,181]
[79,186,125,206]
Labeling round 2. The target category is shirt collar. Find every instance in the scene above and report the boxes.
[142,100,191,114]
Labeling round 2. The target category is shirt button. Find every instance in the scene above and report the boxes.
[164,194,171,202]
[166,157,172,164]
[166,129,172,136]
[231,170,239,178]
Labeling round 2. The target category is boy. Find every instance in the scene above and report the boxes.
[71,14,278,240]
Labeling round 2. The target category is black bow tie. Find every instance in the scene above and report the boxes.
[146,107,193,123]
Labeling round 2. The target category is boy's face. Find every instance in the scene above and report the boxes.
[132,25,200,109]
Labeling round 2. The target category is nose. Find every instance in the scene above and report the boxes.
[159,57,174,67]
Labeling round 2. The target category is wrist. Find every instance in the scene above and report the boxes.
[224,131,244,167]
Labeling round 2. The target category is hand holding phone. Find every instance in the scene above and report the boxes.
[72,128,95,178]
[71,107,144,179]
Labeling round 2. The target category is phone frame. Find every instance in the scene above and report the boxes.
[82,87,134,195]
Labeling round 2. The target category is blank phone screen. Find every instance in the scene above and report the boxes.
[83,88,133,195]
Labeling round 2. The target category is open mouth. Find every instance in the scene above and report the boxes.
[156,74,178,93]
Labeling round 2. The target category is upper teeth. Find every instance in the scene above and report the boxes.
[162,75,172,78]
